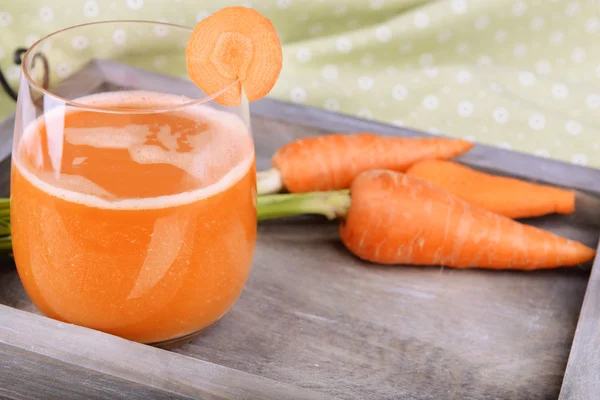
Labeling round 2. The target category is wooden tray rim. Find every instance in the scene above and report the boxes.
[0,60,598,399]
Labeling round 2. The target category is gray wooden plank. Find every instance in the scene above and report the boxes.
[0,114,14,163]
[559,243,600,399]
[0,304,335,400]
[0,157,11,198]
[176,229,591,400]
[0,343,195,400]
[1,60,599,400]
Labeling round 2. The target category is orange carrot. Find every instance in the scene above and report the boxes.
[186,6,283,106]
[257,133,474,195]
[257,170,595,270]
[406,160,575,219]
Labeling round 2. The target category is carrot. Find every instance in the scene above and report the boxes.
[406,160,575,219]
[186,6,283,106]
[257,170,595,270]
[257,133,474,195]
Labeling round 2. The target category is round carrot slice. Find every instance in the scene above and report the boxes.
[186,6,283,107]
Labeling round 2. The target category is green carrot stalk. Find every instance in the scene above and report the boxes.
[0,238,11,251]
[257,190,350,221]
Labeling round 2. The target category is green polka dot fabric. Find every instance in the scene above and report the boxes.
[1,0,599,167]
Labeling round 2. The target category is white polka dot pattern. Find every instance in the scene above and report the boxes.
[0,12,13,27]
[153,24,169,37]
[71,35,89,50]
[0,0,599,168]
[375,26,392,42]
[56,63,72,78]
[83,1,99,17]
[552,84,568,99]
[423,95,439,110]
[493,108,509,124]
[324,98,340,111]
[392,85,407,101]
[528,114,546,131]
[457,101,474,117]
[358,76,374,91]
[290,87,306,103]
[414,12,429,29]
[586,94,600,109]
[113,29,127,46]
[296,48,311,63]
[321,65,338,81]
[39,7,54,22]
[277,0,292,9]
[335,37,353,53]
[126,0,144,10]
[566,120,582,136]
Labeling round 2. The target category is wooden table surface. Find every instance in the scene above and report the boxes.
[2,61,600,400]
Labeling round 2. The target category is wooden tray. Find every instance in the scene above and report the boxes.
[1,61,599,400]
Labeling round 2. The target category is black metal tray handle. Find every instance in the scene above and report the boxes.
[0,47,49,102]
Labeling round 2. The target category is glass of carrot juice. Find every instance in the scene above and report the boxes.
[10,21,257,346]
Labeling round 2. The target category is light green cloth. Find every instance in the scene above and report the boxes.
[1,0,599,168]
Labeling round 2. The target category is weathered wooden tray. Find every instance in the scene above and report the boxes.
[1,61,599,400]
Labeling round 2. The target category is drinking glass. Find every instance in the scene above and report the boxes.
[10,21,257,347]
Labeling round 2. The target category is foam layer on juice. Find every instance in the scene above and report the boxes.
[14,91,254,210]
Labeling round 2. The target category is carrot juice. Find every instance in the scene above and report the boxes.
[10,91,256,344]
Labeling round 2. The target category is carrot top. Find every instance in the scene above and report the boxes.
[186,6,283,106]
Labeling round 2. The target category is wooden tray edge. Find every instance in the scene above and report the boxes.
[559,237,600,399]
[0,304,334,400]
[2,60,600,398]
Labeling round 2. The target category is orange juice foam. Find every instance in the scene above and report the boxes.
[11,91,257,343]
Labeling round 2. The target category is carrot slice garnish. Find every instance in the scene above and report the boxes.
[186,6,283,106]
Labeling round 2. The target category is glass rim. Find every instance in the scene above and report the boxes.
[21,20,242,113]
